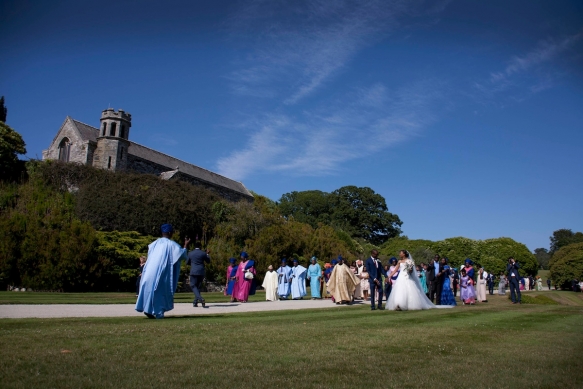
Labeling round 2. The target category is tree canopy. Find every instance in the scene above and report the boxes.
[549,242,583,290]
[278,185,402,245]
[0,122,26,181]
[550,229,583,254]
[534,248,550,270]
[380,236,538,276]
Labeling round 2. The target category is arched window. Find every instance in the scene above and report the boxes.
[101,122,107,136]
[58,138,71,162]
[120,125,125,139]
[110,122,117,137]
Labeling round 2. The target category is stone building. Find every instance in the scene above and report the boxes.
[42,108,253,202]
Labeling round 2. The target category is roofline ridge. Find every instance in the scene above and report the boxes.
[71,118,99,131]
[129,140,247,185]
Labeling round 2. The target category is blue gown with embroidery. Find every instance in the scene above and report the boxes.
[135,238,186,318]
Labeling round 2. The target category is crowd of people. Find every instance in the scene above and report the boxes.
[134,224,556,319]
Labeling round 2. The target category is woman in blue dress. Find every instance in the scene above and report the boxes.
[440,262,457,306]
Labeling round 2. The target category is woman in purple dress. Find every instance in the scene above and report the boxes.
[460,268,476,305]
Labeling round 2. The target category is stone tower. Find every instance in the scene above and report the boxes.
[92,108,131,170]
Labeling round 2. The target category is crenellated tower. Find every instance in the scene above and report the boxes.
[92,108,131,170]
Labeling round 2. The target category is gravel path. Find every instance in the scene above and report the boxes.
[0,299,365,319]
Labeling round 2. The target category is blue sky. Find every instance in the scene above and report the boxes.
[1,0,582,251]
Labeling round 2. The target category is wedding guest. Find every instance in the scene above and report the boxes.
[427,254,440,303]
[360,266,370,301]
[233,252,255,303]
[187,241,211,307]
[452,268,459,298]
[351,260,363,300]
[422,263,431,297]
[507,257,522,304]
[225,257,237,297]
[290,258,307,300]
[389,257,399,289]
[262,265,278,301]
[547,278,551,290]
[136,256,146,297]
[519,277,525,291]
[307,257,322,299]
[417,264,428,296]
[276,258,292,300]
[498,272,507,295]
[535,276,543,291]
[487,272,495,295]
[460,268,476,305]
[324,260,337,301]
[135,224,189,319]
[384,264,392,300]
[327,256,359,305]
[440,262,456,306]
[476,265,488,302]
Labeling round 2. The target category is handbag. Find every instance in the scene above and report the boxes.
[244,270,254,280]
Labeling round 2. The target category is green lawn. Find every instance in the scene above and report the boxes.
[1,294,582,388]
[0,291,267,305]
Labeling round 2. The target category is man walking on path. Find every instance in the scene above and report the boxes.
[136,224,189,319]
[186,241,211,307]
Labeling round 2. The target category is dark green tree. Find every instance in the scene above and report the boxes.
[550,229,583,254]
[331,186,402,245]
[0,96,7,122]
[549,242,583,290]
[0,122,26,181]
[534,248,551,270]
[278,190,332,227]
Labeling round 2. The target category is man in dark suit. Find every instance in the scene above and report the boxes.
[427,255,440,303]
[506,257,521,304]
[366,249,385,310]
[186,241,211,307]
[487,272,495,295]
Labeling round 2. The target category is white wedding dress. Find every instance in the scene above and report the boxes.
[386,259,453,311]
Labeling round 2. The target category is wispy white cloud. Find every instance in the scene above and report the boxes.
[217,1,451,180]
[226,0,421,104]
[475,31,582,98]
[217,80,443,180]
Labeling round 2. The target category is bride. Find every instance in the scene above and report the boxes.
[386,250,452,311]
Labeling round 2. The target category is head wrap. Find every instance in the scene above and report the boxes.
[311,256,317,262]
[331,259,338,265]
[465,258,473,265]
[160,223,174,233]
[337,255,343,261]
[229,257,236,264]
[268,265,273,270]
[240,251,249,259]
[389,257,397,264]
[281,258,287,264]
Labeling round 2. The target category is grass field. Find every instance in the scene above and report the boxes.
[0,291,268,305]
[1,293,582,388]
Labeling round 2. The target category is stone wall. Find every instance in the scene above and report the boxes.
[42,120,90,164]
[92,137,130,170]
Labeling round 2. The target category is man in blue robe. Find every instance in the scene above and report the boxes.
[276,258,292,299]
[290,258,307,299]
[135,224,189,319]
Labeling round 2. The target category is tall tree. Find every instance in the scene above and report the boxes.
[330,186,402,245]
[534,248,551,270]
[0,96,6,123]
[550,229,583,254]
[279,186,402,245]
[0,122,26,181]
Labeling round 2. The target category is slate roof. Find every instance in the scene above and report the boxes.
[71,118,99,142]
[68,118,253,198]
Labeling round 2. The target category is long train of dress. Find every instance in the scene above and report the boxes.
[386,262,453,311]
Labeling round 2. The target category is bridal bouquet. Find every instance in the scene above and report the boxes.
[404,258,415,274]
